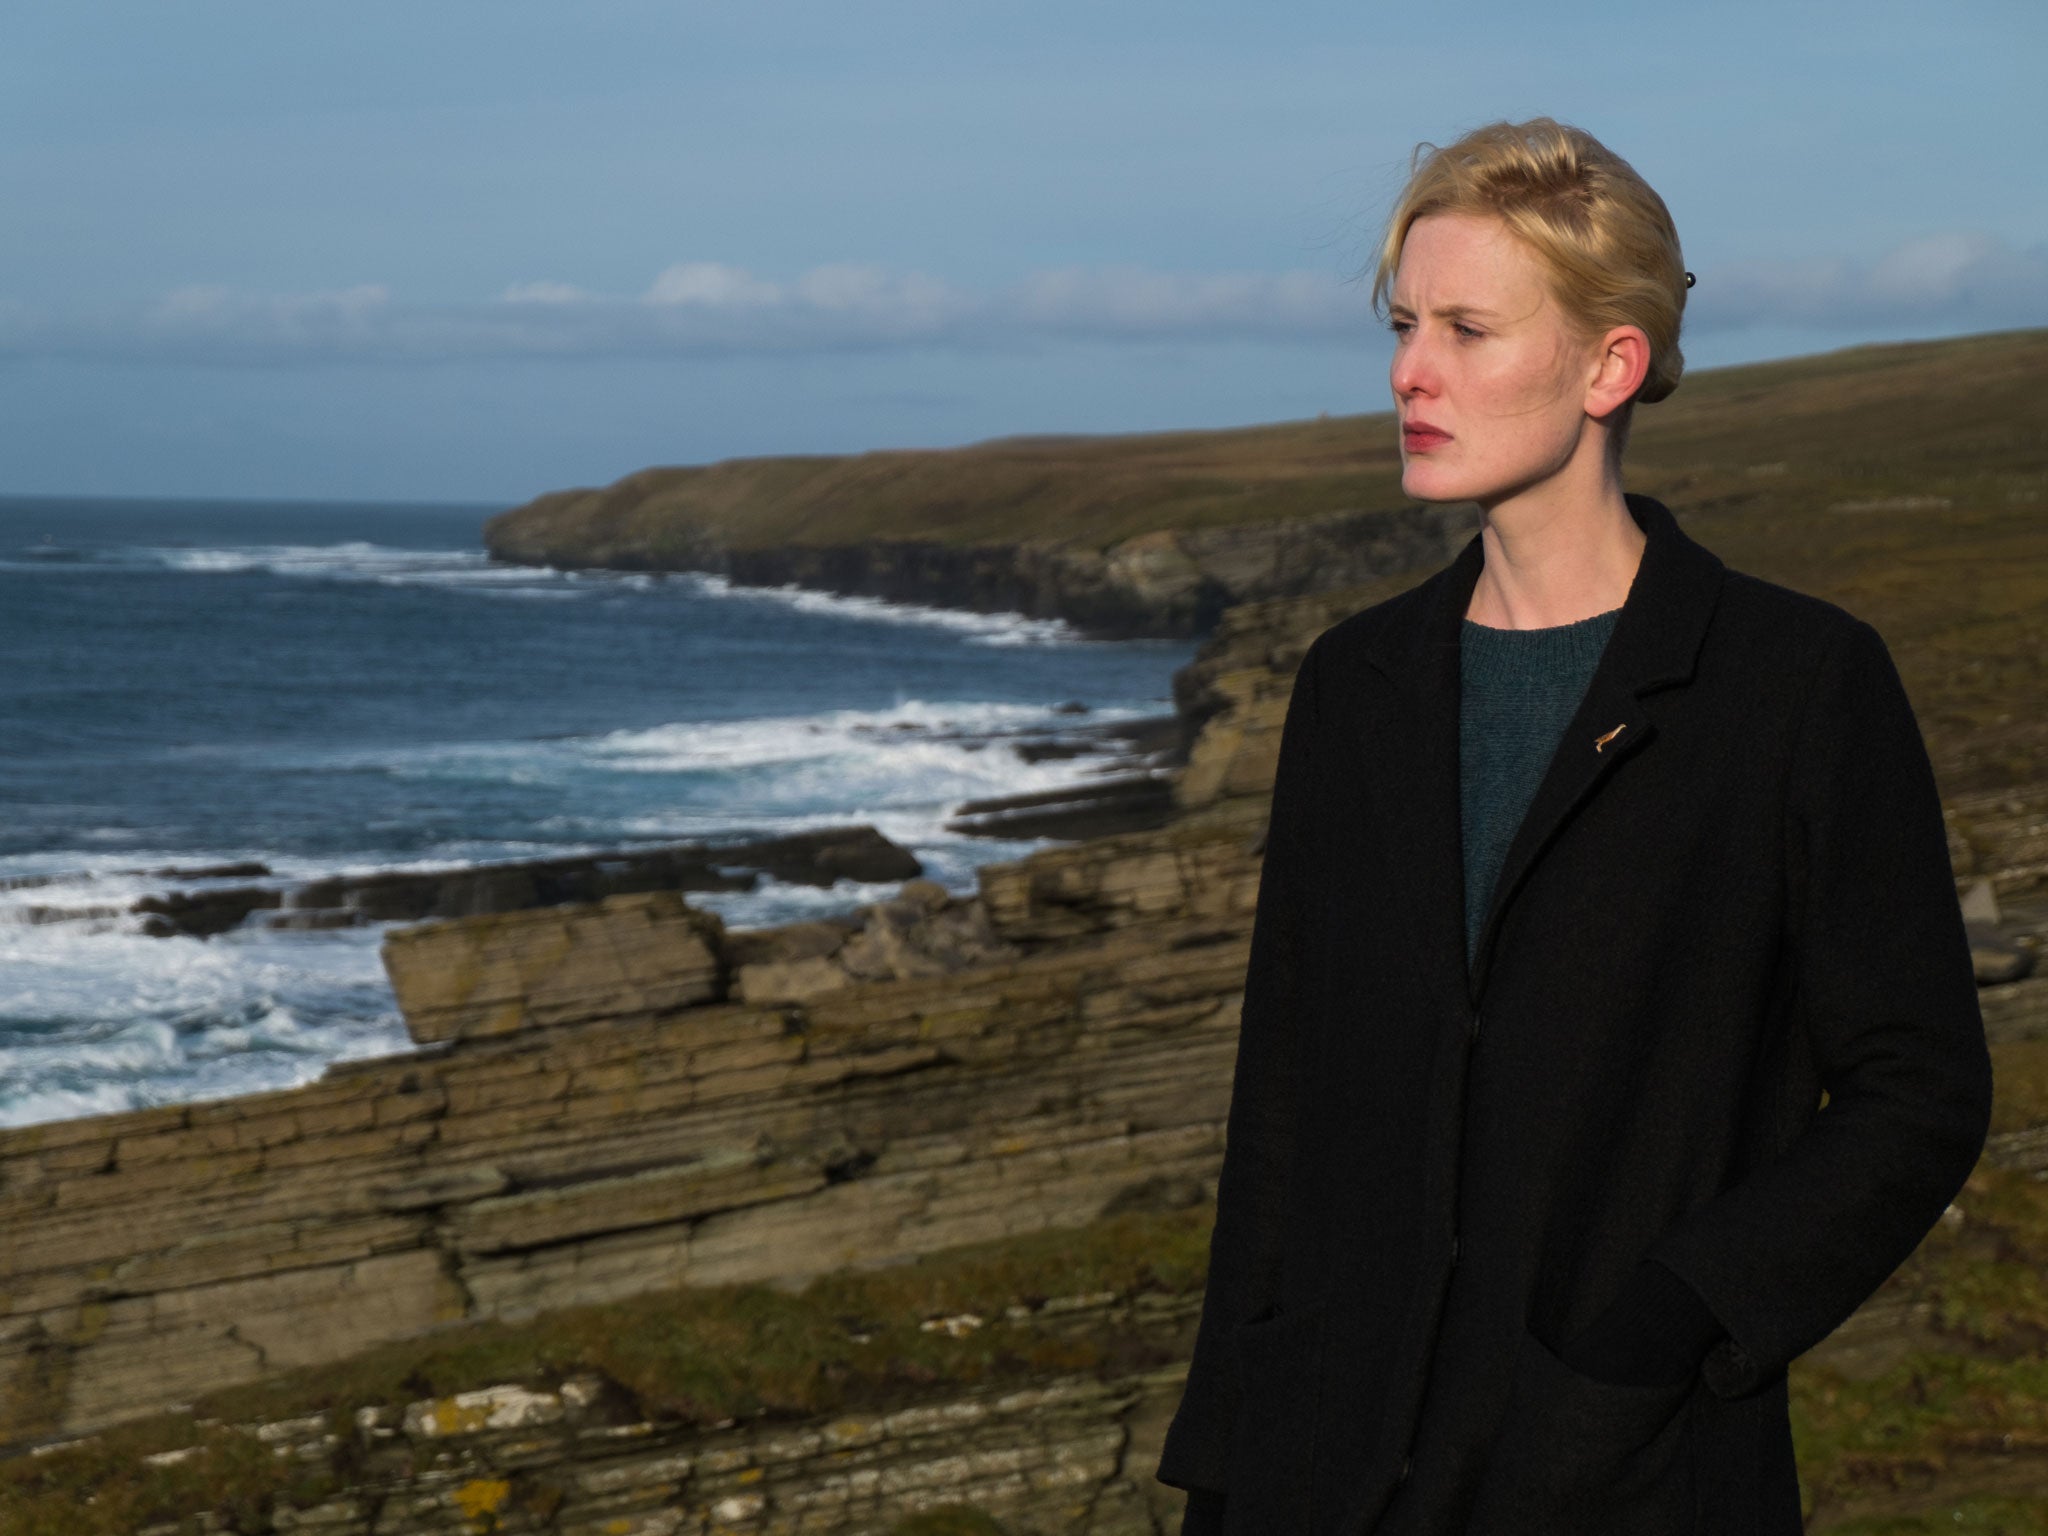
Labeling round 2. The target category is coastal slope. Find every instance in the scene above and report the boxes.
[484,328,2048,639]
[1,327,2045,1533]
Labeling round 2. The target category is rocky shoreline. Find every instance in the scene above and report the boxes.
[1,557,2045,1531]
[484,497,1476,641]
[5,327,2046,1529]
[5,711,1186,942]
[0,560,2042,1531]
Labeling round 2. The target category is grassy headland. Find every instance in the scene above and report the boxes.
[5,328,2040,1533]
[484,328,2045,555]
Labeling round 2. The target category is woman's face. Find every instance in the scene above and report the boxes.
[1387,212,1603,509]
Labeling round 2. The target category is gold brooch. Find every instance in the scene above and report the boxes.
[1594,723,1627,753]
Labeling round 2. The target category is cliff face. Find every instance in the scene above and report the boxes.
[478,413,1450,640]
[0,804,1286,1454]
[6,346,2048,1528]
[487,329,2048,648]
[0,586,1333,1459]
[487,495,1472,640]
[3,574,2044,1530]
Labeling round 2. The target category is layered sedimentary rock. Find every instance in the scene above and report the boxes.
[1,565,2041,1534]
[383,891,733,1044]
[487,487,1473,641]
[0,805,1266,1445]
[41,1328,1200,1536]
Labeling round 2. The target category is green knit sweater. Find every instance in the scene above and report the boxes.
[1459,607,1621,967]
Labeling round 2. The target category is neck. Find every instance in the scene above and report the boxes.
[1464,452,1645,630]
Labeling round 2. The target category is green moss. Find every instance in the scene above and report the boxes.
[174,1204,1211,1434]
[1816,1502,2048,1535]
[0,1206,1212,1532]
[1989,1041,2048,1139]
[15,1173,2048,1527]
[1793,1352,2048,1527]
[0,1418,342,1536]
[1789,1157,2048,1524]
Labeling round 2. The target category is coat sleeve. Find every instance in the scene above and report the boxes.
[1647,616,1993,1399]
[1155,635,1325,1492]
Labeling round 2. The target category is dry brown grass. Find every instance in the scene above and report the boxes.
[487,327,2047,558]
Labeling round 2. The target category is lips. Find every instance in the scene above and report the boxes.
[1403,419,1452,451]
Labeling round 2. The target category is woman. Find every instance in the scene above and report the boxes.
[1156,118,1991,1535]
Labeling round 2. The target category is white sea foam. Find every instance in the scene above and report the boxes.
[141,541,591,594]
[294,699,1154,828]
[0,686,1155,1127]
[0,918,410,1129]
[675,572,1081,646]
[18,533,1097,643]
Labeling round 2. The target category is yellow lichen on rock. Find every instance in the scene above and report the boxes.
[453,1475,511,1523]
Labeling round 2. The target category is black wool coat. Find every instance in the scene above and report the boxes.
[1155,494,1993,1535]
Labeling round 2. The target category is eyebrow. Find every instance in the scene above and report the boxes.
[1386,301,1502,322]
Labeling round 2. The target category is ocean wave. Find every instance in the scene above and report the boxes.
[310,697,1152,814]
[675,572,1081,646]
[0,920,409,1129]
[18,538,1095,642]
[146,542,581,592]
[1,538,617,599]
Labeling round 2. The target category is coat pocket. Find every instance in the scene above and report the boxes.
[1466,1326,1698,1535]
[1221,1301,1328,1535]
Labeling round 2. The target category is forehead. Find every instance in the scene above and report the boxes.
[1391,212,1552,313]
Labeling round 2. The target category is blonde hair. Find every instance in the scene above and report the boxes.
[1371,118,1689,406]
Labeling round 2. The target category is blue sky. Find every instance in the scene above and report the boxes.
[2,1,2043,502]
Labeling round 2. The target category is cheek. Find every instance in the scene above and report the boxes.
[1466,346,1578,420]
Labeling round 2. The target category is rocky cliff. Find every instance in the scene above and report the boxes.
[487,494,1472,641]
[483,331,2048,648]
[5,327,2048,1529]
[4,558,2046,1529]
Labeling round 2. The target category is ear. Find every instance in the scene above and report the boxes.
[1585,324,1651,419]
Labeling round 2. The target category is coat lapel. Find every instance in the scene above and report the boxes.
[1362,494,1725,1010]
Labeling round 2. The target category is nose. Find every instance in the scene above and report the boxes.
[1389,328,1437,403]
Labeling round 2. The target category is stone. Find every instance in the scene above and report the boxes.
[448,1149,828,1257]
[736,955,850,1006]
[1961,877,2003,927]
[1969,921,2037,985]
[382,891,728,1044]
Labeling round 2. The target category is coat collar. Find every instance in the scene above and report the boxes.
[1356,493,1725,1009]
[1363,493,1723,700]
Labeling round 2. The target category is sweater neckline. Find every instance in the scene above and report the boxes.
[1461,606,1622,637]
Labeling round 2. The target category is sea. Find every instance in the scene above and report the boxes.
[0,496,1197,1130]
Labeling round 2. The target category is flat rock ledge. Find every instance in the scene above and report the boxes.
[0,570,2036,1504]
[7,826,923,940]
[51,1334,1197,1536]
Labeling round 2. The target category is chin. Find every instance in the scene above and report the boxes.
[1401,464,1477,505]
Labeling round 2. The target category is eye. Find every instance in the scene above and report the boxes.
[1453,322,1484,340]
[1386,317,1413,339]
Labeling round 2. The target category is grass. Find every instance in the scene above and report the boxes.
[484,328,2048,559]
[487,328,2048,800]
[12,325,2046,1527]
[13,1155,2048,1529]
[1794,1156,2048,1529]
[0,1207,1212,1535]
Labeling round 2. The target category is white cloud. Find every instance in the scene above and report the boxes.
[1005,265,1352,338]
[5,233,2039,366]
[643,262,783,307]
[500,281,592,305]
[1690,232,2048,332]
[0,260,1362,363]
